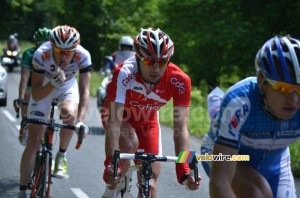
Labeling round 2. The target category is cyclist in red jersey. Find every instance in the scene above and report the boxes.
[101,28,200,198]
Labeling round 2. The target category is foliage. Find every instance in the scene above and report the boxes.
[290,139,300,177]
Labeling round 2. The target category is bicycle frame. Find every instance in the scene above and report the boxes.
[18,99,84,198]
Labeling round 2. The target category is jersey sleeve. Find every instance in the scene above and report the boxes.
[212,94,251,149]
[106,65,132,104]
[172,73,191,107]
[32,49,45,74]
[21,48,34,69]
[78,49,92,73]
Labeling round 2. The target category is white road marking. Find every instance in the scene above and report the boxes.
[71,188,89,198]
[2,110,16,122]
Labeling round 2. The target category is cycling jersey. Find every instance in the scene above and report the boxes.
[32,41,92,89]
[104,51,135,72]
[101,56,191,154]
[28,41,92,121]
[21,47,37,88]
[201,77,299,197]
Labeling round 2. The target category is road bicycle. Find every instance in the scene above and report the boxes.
[18,99,85,198]
[112,149,199,198]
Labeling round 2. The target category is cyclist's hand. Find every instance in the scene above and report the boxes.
[103,156,121,187]
[50,67,66,88]
[183,175,201,190]
[176,163,190,185]
[75,121,89,138]
[13,98,22,111]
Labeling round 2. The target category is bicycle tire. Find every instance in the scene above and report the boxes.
[31,152,51,198]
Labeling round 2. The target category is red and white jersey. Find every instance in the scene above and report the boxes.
[105,56,191,122]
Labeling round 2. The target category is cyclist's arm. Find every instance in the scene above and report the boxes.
[31,71,55,101]
[105,101,124,156]
[77,71,91,122]
[19,67,30,100]
[210,143,238,198]
[173,106,190,154]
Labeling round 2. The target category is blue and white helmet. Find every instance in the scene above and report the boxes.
[255,36,300,84]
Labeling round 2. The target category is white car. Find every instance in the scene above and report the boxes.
[0,64,7,106]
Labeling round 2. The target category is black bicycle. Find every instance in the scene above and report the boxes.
[112,149,199,198]
[18,99,85,198]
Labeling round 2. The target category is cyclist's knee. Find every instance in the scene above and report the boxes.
[26,135,43,152]
[232,162,272,198]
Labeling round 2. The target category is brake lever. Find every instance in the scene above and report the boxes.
[112,149,120,180]
[189,155,199,185]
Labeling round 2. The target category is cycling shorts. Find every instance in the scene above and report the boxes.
[28,82,79,121]
[101,104,162,155]
[200,134,297,197]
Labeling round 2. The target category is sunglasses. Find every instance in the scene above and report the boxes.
[53,47,75,55]
[265,78,300,95]
[137,54,168,68]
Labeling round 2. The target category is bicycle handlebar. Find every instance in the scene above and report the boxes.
[112,149,199,186]
[13,98,28,119]
[119,153,178,162]
[20,116,84,149]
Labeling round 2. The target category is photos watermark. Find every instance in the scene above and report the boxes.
[196,153,250,162]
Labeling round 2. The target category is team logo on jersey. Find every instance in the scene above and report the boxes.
[134,86,143,91]
[74,52,82,61]
[122,72,137,86]
[171,77,185,94]
[130,101,164,111]
[41,51,50,61]
[230,103,249,129]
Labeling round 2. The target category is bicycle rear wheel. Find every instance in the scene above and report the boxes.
[30,152,51,198]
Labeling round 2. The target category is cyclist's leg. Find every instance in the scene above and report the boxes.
[20,92,53,187]
[119,121,139,177]
[20,124,46,186]
[232,161,273,198]
[59,100,78,149]
[262,147,296,198]
[54,84,79,178]
[135,120,162,198]
[57,83,79,150]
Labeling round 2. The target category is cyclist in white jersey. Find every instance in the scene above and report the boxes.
[18,25,91,198]
[201,35,300,198]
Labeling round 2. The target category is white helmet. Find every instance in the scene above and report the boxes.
[119,36,134,50]
[50,25,80,49]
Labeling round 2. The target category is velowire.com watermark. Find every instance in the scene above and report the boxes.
[176,151,250,163]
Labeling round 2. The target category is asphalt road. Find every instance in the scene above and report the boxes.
[0,67,210,198]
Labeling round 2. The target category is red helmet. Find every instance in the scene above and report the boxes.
[134,28,174,62]
[50,25,80,49]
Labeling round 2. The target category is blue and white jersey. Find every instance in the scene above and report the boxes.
[209,77,300,169]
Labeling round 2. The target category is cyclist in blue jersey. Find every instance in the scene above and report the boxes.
[201,35,300,198]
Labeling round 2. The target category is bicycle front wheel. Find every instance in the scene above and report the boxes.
[30,152,51,198]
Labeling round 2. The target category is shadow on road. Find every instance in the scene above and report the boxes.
[88,127,105,135]
[0,176,19,197]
